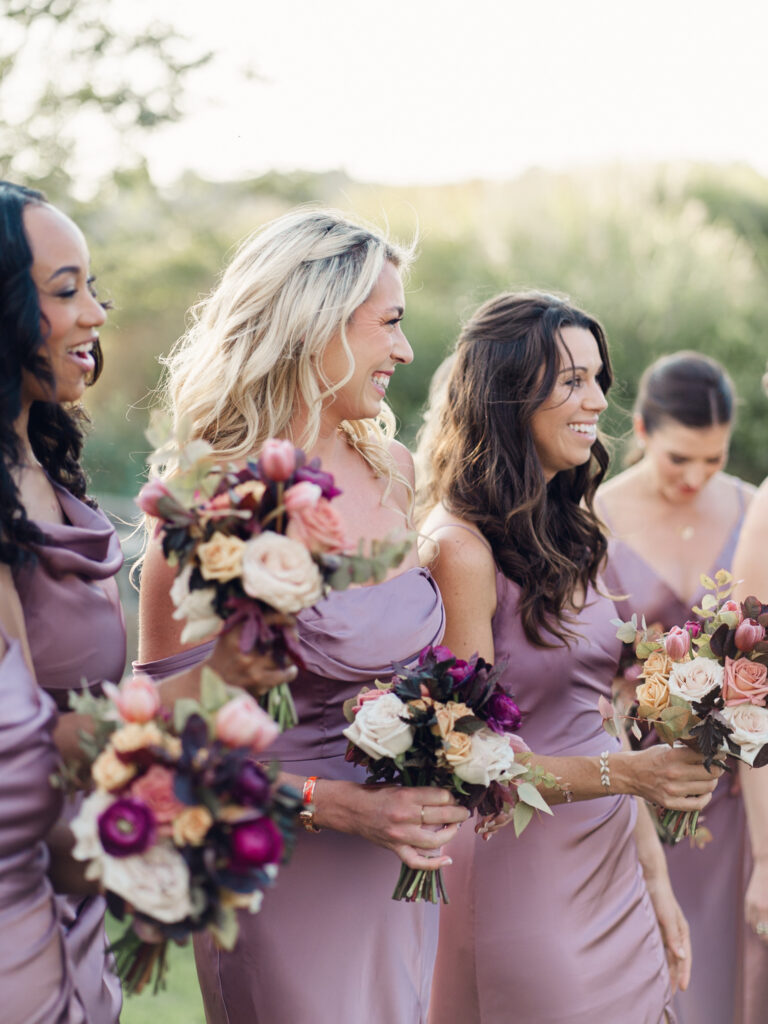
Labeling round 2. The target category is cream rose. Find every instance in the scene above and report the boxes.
[635,675,671,714]
[197,535,246,582]
[241,532,323,614]
[667,657,723,702]
[453,728,518,786]
[171,566,221,644]
[343,691,415,760]
[640,650,673,680]
[70,790,114,875]
[100,841,193,923]
[721,704,768,766]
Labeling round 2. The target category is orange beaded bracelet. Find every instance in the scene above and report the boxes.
[299,776,321,833]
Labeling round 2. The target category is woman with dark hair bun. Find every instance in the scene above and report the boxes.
[599,350,764,1024]
[417,293,721,1023]
[0,181,292,1023]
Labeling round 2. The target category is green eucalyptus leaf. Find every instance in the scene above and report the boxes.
[700,574,716,590]
[513,800,535,836]
[200,666,230,712]
[516,781,552,813]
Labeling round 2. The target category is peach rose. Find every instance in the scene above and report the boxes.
[721,656,768,707]
[130,765,186,834]
[241,532,323,614]
[440,730,473,769]
[640,650,673,680]
[286,496,347,555]
[173,806,214,846]
[111,722,166,756]
[197,535,246,582]
[102,673,161,724]
[92,749,137,791]
[635,675,671,714]
[431,702,473,740]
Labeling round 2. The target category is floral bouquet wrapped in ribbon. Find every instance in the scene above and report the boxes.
[608,569,768,844]
[138,424,411,730]
[342,644,554,903]
[66,668,301,994]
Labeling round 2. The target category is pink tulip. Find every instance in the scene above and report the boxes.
[734,618,766,653]
[720,600,744,625]
[103,673,161,723]
[664,626,690,662]
[215,694,280,752]
[684,620,702,639]
[259,439,297,481]
[284,481,322,512]
[136,478,173,518]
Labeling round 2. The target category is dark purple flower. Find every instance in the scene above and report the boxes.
[232,760,272,807]
[294,460,342,499]
[422,644,452,664]
[684,620,702,639]
[98,798,157,857]
[229,818,284,871]
[446,659,473,686]
[484,692,523,734]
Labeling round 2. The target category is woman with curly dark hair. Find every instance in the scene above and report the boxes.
[417,292,721,1024]
[0,181,291,1023]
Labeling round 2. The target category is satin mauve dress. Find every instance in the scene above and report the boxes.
[9,480,126,1023]
[135,566,446,1024]
[428,569,676,1024]
[602,485,768,1024]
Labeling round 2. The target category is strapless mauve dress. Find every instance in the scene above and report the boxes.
[603,483,768,1024]
[428,571,676,1024]
[10,480,127,1023]
[135,566,446,1024]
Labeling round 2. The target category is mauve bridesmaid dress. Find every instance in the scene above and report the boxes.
[428,571,676,1024]
[603,485,768,1024]
[10,479,126,1023]
[135,566,446,1024]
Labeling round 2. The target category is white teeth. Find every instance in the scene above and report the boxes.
[372,373,390,389]
[69,343,93,355]
[569,423,596,436]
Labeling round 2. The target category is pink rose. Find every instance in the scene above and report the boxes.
[286,497,347,555]
[103,674,161,724]
[284,482,322,512]
[734,619,766,653]
[136,478,174,518]
[215,694,280,752]
[129,766,186,835]
[721,656,768,707]
[260,439,297,481]
[664,626,690,662]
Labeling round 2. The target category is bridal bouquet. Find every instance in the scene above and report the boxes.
[608,570,768,843]
[66,669,301,994]
[138,425,411,730]
[342,644,553,903]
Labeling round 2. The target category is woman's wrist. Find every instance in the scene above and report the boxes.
[603,750,632,796]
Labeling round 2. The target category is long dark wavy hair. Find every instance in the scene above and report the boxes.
[0,181,104,568]
[416,291,613,647]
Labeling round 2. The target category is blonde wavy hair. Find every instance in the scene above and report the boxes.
[157,206,414,482]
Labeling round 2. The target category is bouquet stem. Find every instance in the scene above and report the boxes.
[392,863,449,904]
[260,682,298,731]
[109,927,169,995]
[655,806,701,845]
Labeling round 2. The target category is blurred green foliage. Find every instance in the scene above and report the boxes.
[69,161,768,497]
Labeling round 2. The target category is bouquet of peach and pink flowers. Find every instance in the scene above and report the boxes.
[342,644,554,903]
[138,424,411,730]
[66,669,301,994]
[608,570,768,844]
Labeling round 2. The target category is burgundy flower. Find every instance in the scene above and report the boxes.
[446,659,473,685]
[98,798,157,857]
[294,461,342,500]
[684,620,702,639]
[232,760,272,807]
[229,818,284,871]
[484,692,523,734]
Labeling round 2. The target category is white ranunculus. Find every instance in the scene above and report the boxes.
[453,727,517,786]
[721,704,768,766]
[667,657,724,702]
[171,566,221,643]
[100,841,193,923]
[343,692,415,760]
[241,532,323,614]
[70,790,114,878]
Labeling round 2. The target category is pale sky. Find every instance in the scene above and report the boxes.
[17,0,768,187]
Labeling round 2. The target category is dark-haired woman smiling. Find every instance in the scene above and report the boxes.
[416,292,721,1023]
